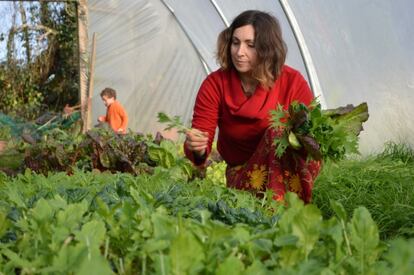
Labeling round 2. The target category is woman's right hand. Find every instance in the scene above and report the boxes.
[185,128,209,157]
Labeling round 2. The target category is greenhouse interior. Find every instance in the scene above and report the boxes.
[88,0,414,154]
[0,0,413,273]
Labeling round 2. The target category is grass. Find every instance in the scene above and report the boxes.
[313,142,414,240]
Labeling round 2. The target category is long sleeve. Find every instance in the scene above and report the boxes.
[118,105,128,132]
[184,73,221,165]
[107,101,128,134]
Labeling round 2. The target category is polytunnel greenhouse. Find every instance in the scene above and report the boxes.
[1,0,414,273]
[87,0,414,153]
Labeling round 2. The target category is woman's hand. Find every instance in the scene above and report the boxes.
[98,115,106,122]
[185,128,209,157]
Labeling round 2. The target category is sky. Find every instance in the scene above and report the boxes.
[0,1,59,63]
[0,2,15,62]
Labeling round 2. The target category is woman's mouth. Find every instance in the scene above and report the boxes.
[235,60,248,66]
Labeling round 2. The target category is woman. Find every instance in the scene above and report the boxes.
[184,10,320,203]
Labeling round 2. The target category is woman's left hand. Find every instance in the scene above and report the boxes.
[185,128,209,157]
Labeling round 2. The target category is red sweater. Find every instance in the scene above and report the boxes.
[103,100,128,134]
[185,66,314,166]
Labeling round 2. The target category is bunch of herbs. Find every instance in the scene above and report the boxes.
[270,100,369,161]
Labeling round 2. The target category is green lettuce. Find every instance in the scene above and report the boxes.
[270,99,369,161]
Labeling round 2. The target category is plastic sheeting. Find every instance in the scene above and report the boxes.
[162,0,225,72]
[89,0,206,135]
[213,0,308,80]
[288,0,414,153]
[89,0,310,137]
[162,0,309,80]
[88,0,414,152]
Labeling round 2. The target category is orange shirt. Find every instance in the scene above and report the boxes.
[104,100,128,134]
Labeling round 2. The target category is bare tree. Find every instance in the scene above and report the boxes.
[19,1,31,63]
[6,2,17,67]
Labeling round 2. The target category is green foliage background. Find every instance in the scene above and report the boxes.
[0,1,79,120]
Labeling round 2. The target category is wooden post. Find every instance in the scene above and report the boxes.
[86,32,97,131]
[77,0,89,133]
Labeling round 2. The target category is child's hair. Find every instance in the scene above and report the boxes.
[100,87,117,99]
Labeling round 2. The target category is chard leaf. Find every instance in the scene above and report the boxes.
[291,205,322,260]
[143,239,170,253]
[323,102,369,136]
[170,228,204,275]
[291,109,308,131]
[274,234,299,247]
[1,248,33,268]
[242,260,269,275]
[32,198,53,222]
[56,200,88,229]
[99,151,111,168]
[0,210,10,238]
[382,239,414,273]
[330,200,348,221]
[77,220,106,248]
[151,212,176,239]
[5,184,26,208]
[154,253,171,275]
[216,255,245,275]
[297,135,322,161]
[147,144,176,168]
[348,207,380,270]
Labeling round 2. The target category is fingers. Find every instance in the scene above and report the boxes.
[185,128,209,155]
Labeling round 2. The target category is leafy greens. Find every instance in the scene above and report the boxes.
[270,99,369,161]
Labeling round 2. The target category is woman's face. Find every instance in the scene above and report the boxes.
[230,24,257,75]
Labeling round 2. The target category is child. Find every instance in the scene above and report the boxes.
[98,87,128,134]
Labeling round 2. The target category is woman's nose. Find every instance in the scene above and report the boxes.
[237,44,246,56]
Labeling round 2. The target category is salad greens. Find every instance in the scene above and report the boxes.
[270,99,369,161]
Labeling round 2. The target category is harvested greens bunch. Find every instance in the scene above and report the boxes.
[270,100,369,161]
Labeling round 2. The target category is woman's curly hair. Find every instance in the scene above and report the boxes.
[216,10,287,89]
